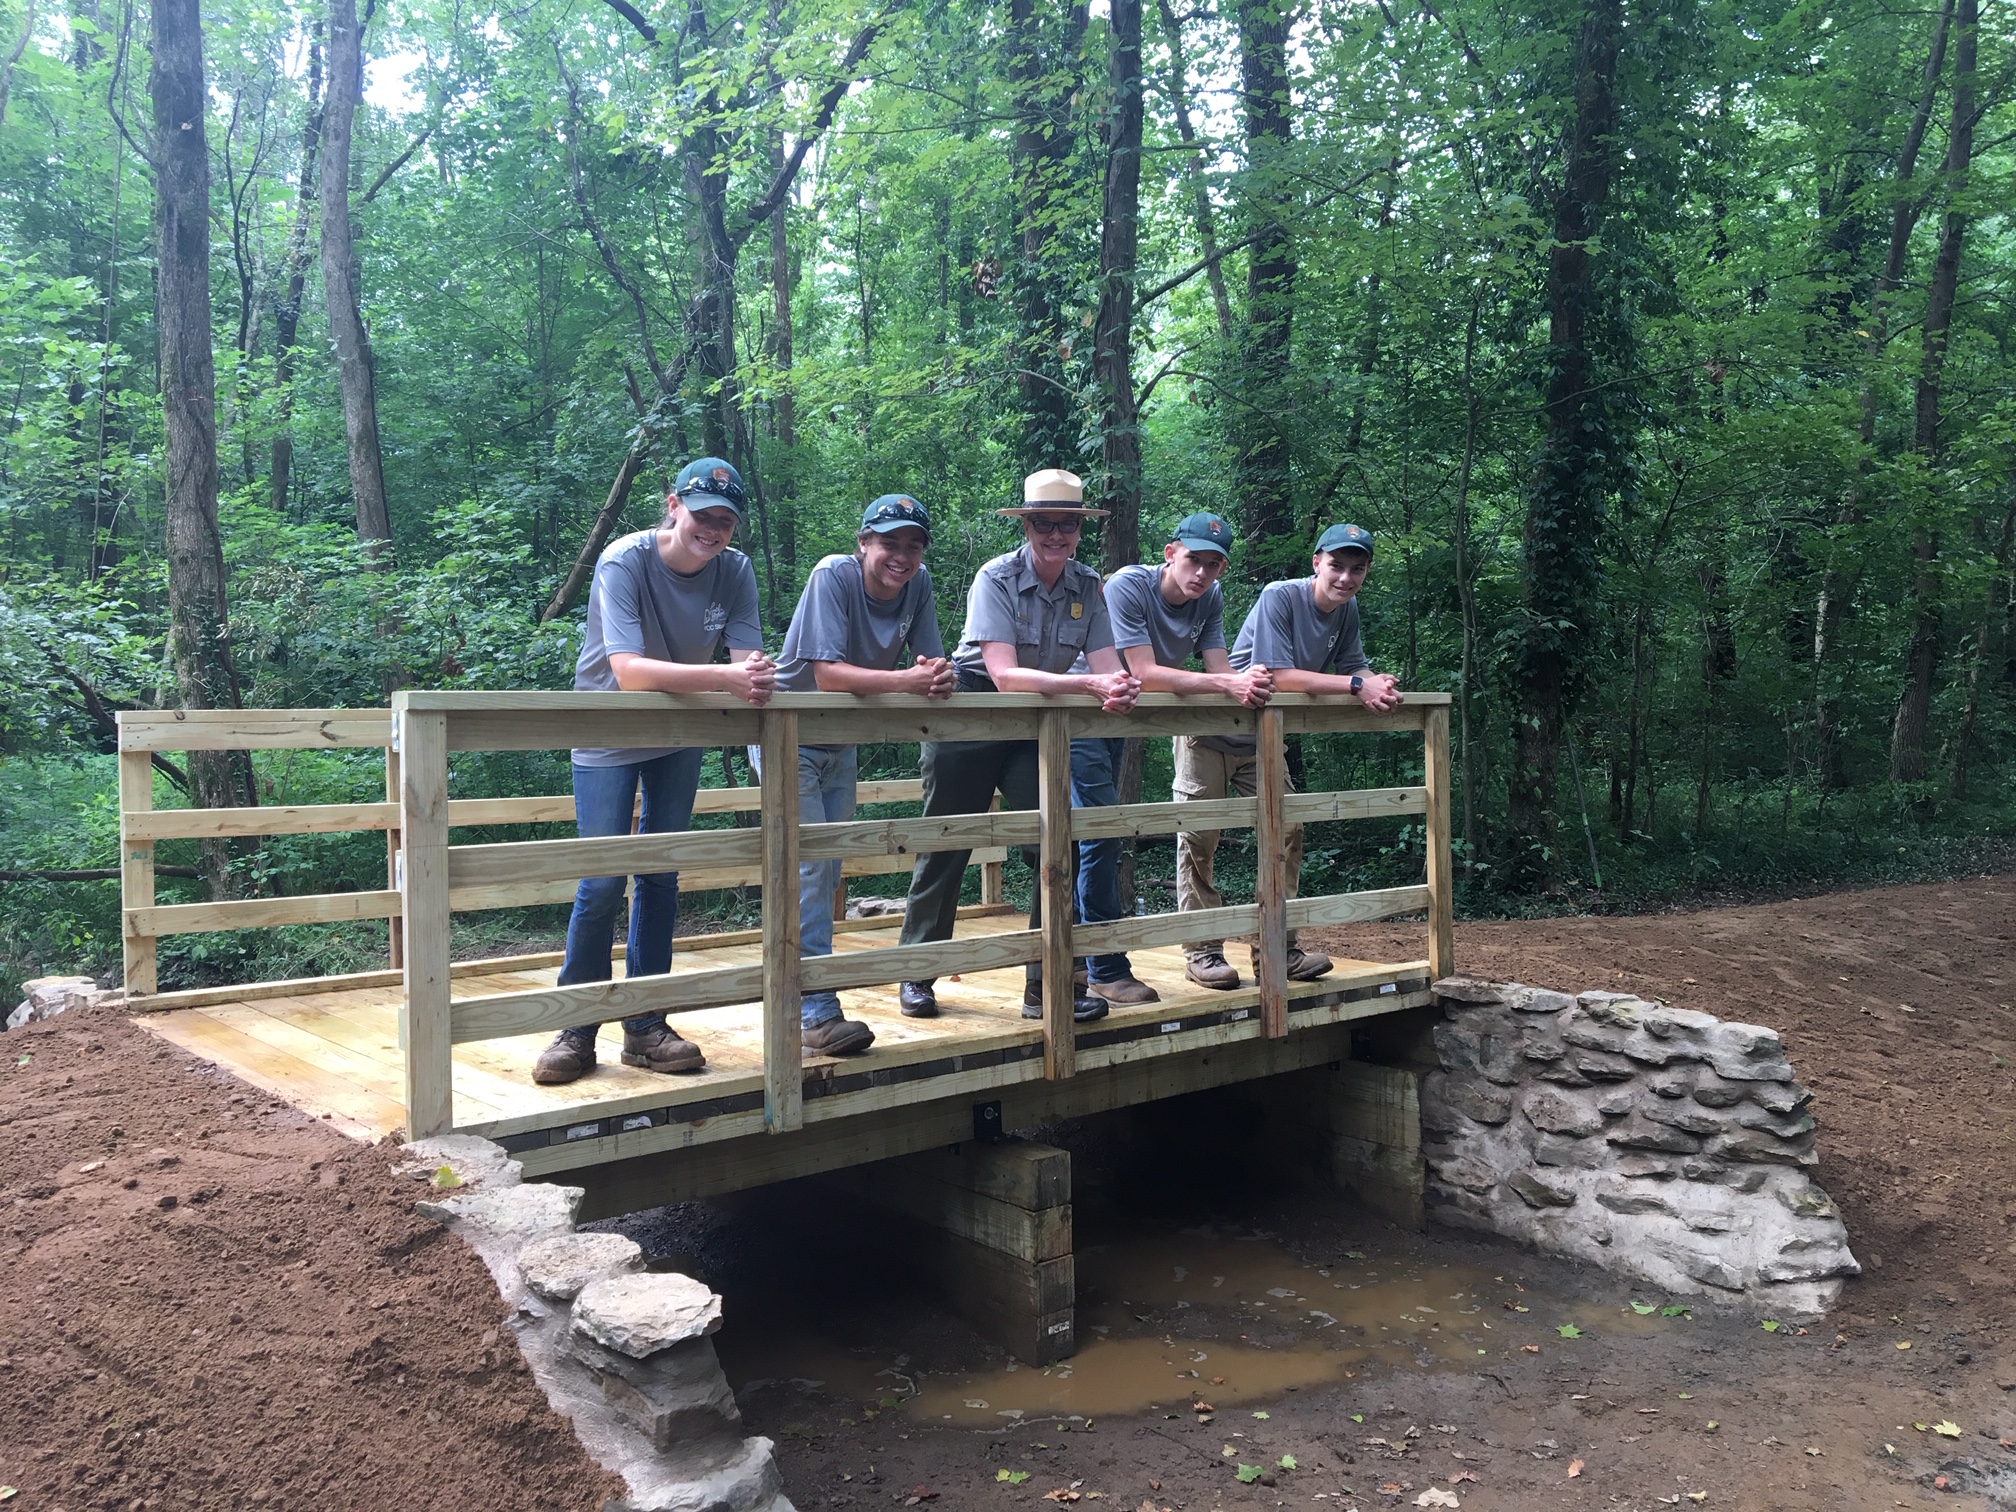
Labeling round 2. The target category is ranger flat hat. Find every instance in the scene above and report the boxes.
[997,467,1110,518]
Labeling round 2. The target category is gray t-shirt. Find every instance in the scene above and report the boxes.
[952,547,1115,688]
[776,554,946,705]
[1105,562,1226,667]
[1210,579,1370,753]
[572,529,763,766]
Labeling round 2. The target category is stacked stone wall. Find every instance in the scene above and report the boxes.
[1422,977,1859,1316]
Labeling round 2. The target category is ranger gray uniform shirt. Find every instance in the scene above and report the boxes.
[776,554,947,726]
[572,529,763,766]
[952,546,1115,689]
[1105,562,1226,667]
[1209,578,1370,753]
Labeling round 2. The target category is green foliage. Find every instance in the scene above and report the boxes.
[0,0,2012,992]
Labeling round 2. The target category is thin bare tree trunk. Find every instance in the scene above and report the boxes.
[320,0,393,551]
[1890,0,1977,783]
[1949,499,2016,799]
[150,0,256,897]
[1095,0,1143,571]
[1453,295,1482,864]
[268,21,322,516]
[1232,0,1296,551]
[0,0,37,130]
[1155,0,1232,343]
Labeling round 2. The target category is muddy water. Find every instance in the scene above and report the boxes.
[705,1217,1667,1424]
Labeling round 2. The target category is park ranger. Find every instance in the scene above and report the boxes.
[1174,522,1404,990]
[533,457,776,1086]
[894,469,1141,1023]
[757,494,954,1056]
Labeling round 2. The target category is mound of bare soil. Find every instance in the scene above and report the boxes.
[0,1011,623,1511]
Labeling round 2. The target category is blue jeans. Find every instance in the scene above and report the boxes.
[749,743,858,1027]
[1071,736,1134,984]
[556,750,705,1042]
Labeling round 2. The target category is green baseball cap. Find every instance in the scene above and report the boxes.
[861,493,932,542]
[1171,511,1236,558]
[1315,522,1374,557]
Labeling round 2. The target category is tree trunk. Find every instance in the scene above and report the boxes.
[319,0,393,551]
[1949,499,2016,799]
[768,125,797,576]
[269,21,323,517]
[1232,0,1296,558]
[150,0,255,898]
[1815,0,1952,785]
[1453,295,1482,865]
[1889,0,1976,784]
[1095,0,1143,572]
[1007,0,1087,473]
[1508,0,1622,886]
[1155,0,1232,344]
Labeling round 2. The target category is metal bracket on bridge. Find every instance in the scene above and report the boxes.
[972,1100,1005,1144]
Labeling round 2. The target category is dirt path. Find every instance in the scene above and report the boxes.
[0,1014,623,1510]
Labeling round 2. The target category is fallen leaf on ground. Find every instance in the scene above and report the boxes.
[1630,1301,1656,1314]
[1414,1490,1460,1508]
[1557,1324,1583,1339]
[1934,1420,1962,1437]
[1448,1470,1479,1484]
[1191,1400,1214,1413]
[1897,1341,1912,1350]
[1803,1447,1822,1456]
[997,1470,1031,1485]
[1253,1411,1269,1420]
[1520,1344,1542,1354]
[429,1164,462,1189]
[1567,1458,1584,1478]
[1042,1490,1081,1503]
[1761,1319,1780,1333]
[1686,1494,1707,1503]
[1234,1465,1263,1485]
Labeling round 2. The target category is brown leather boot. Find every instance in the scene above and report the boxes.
[1286,947,1334,981]
[802,1017,875,1057]
[1087,975,1160,1006]
[532,1034,596,1085]
[1185,952,1241,990]
[620,1024,706,1073]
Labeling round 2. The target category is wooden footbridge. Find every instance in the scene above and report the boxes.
[118,693,1452,1232]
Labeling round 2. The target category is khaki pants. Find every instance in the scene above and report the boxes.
[1173,736,1303,961]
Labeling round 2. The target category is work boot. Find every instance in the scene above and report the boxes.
[1087,975,1160,1006]
[532,1033,596,1085]
[620,1024,706,1073]
[802,1017,876,1057]
[1022,983,1110,1024]
[1185,952,1241,991]
[1286,947,1334,981]
[899,980,939,1018]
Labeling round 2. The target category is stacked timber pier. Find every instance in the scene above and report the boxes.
[119,691,1452,1351]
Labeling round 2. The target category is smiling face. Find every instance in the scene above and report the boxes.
[664,497,740,566]
[1021,512,1085,576]
[859,526,928,601]
[1310,548,1370,611]
[1161,542,1228,602]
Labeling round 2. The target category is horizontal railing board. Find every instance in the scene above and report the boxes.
[128,889,403,935]
[1281,786,1428,824]
[117,709,392,751]
[1284,884,1431,928]
[450,960,768,1042]
[1072,903,1259,956]
[449,827,765,890]
[1071,796,1254,840]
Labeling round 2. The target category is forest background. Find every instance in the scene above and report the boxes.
[0,0,2012,1001]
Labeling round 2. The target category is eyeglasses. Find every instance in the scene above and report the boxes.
[1026,515,1084,537]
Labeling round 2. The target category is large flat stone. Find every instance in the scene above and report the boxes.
[575,1273,724,1359]
[521,1231,645,1302]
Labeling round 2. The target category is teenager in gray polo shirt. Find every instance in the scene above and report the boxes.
[1174,523,1403,990]
[895,469,1140,1024]
[532,457,777,1087]
[758,494,953,1055]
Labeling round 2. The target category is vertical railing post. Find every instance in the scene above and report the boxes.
[1423,703,1455,980]
[1037,708,1076,1079]
[385,740,405,969]
[117,738,157,997]
[981,793,1007,906]
[397,702,454,1139]
[760,708,804,1132]
[1254,706,1289,1037]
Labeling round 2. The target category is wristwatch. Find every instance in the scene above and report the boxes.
[1349,675,1364,695]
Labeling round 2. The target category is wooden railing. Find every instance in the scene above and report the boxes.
[113,710,1004,995]
[385,690,1453,1140]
